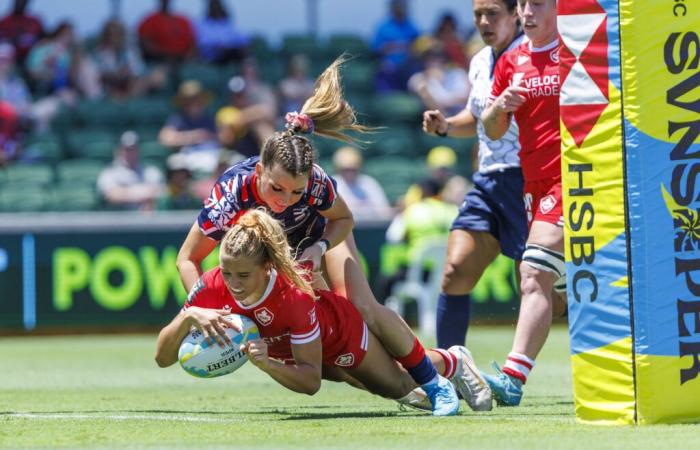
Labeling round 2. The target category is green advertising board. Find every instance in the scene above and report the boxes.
[0,212,518,331]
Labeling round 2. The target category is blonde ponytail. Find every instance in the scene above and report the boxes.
[260,55,372,176]
[221,209,314,297]
[299,55,372,143]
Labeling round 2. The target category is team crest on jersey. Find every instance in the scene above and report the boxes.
[308,309,317,325]
[254,307,274,326]
[335,353,355,367]
[539,195,557,214]
[550,49,559,63]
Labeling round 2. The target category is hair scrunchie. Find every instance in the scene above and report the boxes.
[285,111,315,135]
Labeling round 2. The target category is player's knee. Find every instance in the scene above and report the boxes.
[520,244,564,296]
[441,261,478,293]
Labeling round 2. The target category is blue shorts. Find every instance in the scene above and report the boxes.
[451,168,527,260]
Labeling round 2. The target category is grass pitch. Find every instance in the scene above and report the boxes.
[1,325,698,449]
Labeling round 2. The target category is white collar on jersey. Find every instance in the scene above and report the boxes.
[234,269,278,310]
[529,38,559,52]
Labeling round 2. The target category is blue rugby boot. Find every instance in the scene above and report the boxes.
[423,375,460,416]
[480,362,523,407]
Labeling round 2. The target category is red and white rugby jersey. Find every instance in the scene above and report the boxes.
[183,267,360,365]
[197,156,338,256]
[490,39,561,182]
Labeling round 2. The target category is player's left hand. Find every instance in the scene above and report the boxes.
[242,339,271,370]
[299,242,324,271]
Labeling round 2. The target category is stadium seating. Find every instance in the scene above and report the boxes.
[0,185,47,212]
[364,156,426,203]
[139,140,170,162]
[368,127,420,158]
[75,100,130,131]
[370,93,423,125]
[4,163,54,187]
[126,97,172,127]
[65,130,116,160]
[49,183,99,211]
[55,159,105,186]
[248,34,274,60]
[179,64,226,92]
[281,34,321,56]
[341,60,376,94]
[22,134,65,163]
[327,34,370,57]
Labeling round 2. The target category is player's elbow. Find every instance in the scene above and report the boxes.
[300,373,322,395]
[303,380,322,395]
[154,343,177,368]
[154,353,174,368]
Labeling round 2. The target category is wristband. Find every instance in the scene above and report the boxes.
[317,239,330,255]
[436,122,451,137]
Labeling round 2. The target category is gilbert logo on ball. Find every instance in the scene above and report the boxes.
[178,314,260,378]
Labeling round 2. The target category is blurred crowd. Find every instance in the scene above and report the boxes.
[0,0,482,220]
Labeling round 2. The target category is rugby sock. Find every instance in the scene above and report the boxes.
[436,293,471,349]
[397,337,439,386]
[432,348,457,379]
[502,352,535,384]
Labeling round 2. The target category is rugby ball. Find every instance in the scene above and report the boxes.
[178,314,260,378]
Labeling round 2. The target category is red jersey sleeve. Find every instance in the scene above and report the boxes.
[182,269,227,311]
[285,287,321,345]
[489,51,515,102]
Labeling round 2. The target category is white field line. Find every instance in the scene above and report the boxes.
[3,412,238,423]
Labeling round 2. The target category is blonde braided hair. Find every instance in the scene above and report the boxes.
[221,209,314,297]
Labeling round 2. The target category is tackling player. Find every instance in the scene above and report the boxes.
[157,210,493,415]
[480,0,565,406]
[175,57,470,413]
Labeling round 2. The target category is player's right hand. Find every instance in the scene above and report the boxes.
[241,339,271,371]
[422,110,447,135]
[495,85,529,113]
[185,307,237,348]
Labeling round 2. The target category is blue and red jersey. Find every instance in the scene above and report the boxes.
[198,156,338,255]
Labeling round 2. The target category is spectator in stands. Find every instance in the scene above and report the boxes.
[159,80,219,172]
[381,178,457,301]
[408,42,470,117]
[0,42,32,124]
[0,0,44,67]
[433,13,470,69]
[238,57,278,115]
[215,106,260,159]
[26,21,101,99]
[371,0,421,92]
[159,80,217,149]
[221,71,275,149]
[191,148,244,201]
[0,100,20,165]
[195,0,249,64]
[93,19,166,99]
[138,0,196,63]
[97,131,165,210]
[278,54,314,115]
[403,145,463,207]
[332,145,393,221]
[25,21,74,96]
[158,153,201,210]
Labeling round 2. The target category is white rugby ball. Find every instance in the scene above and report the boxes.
[178,314,260,378]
